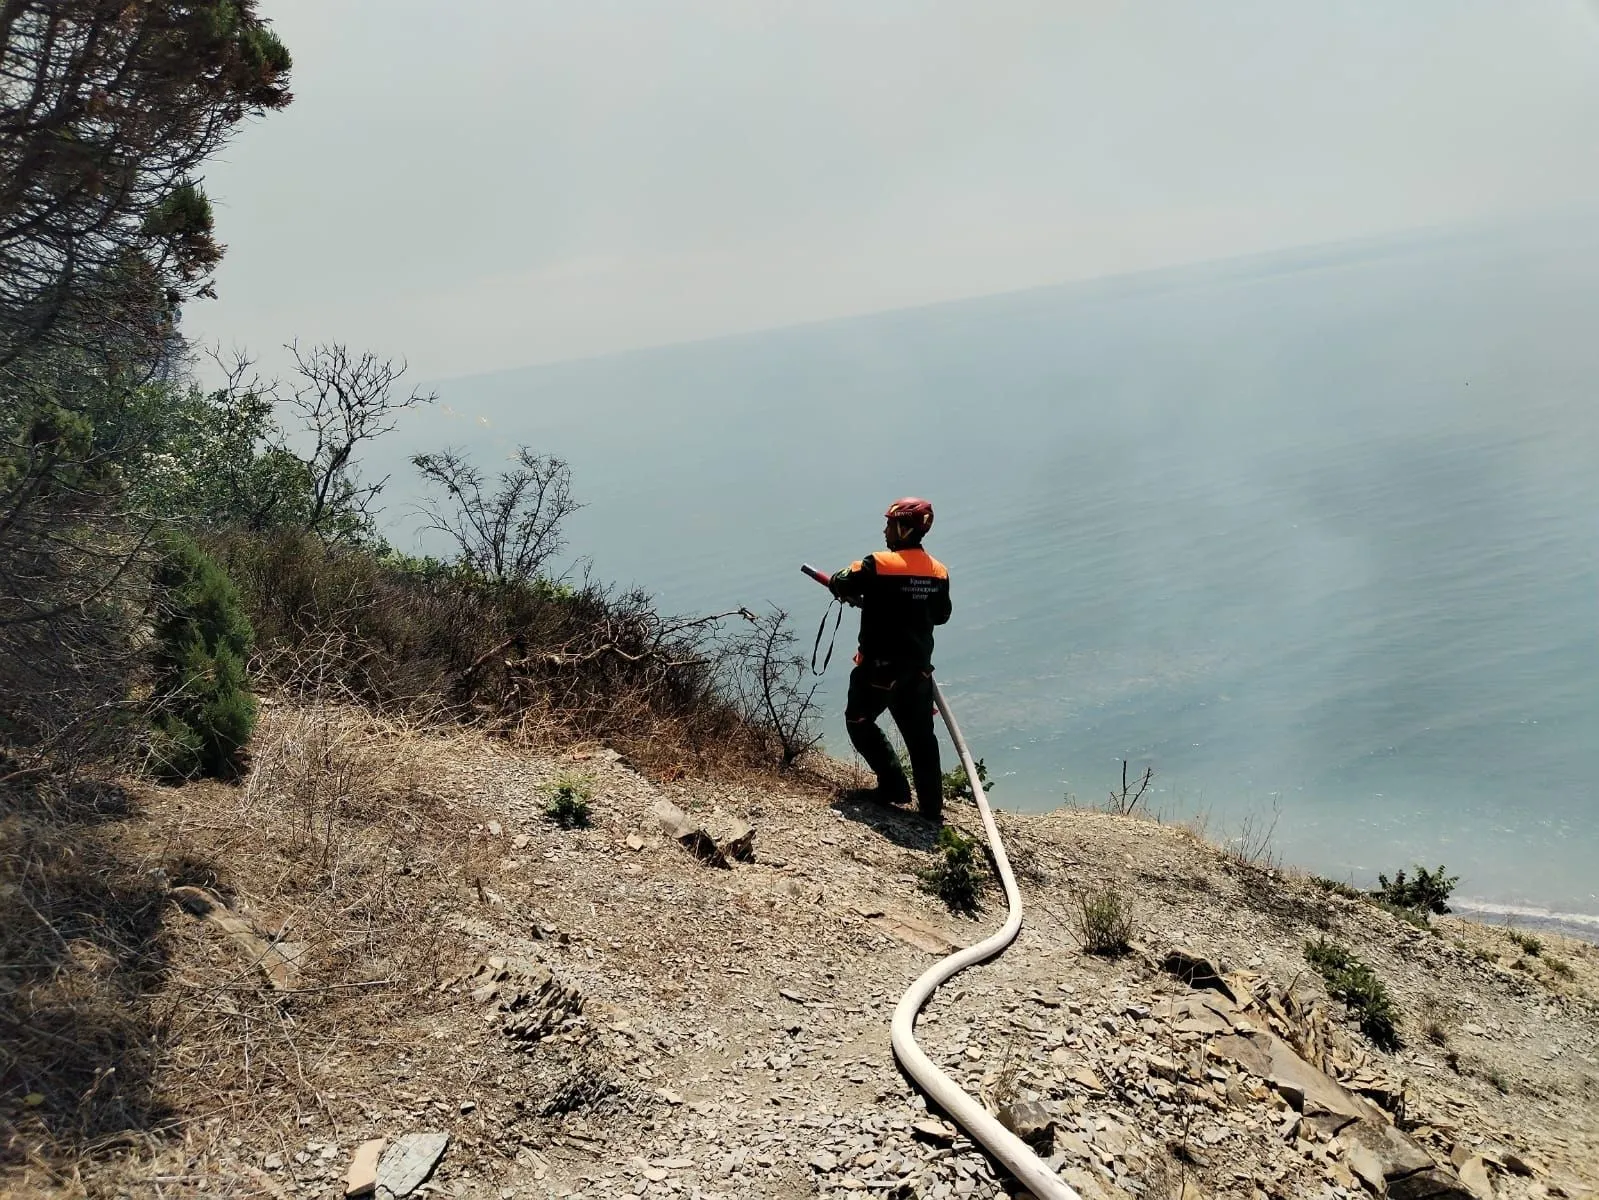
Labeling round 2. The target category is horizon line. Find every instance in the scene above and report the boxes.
[427,199,1599,388]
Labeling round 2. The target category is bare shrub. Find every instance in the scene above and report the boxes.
[283,342,434,539]
[243,703,396,863]
[413,446,582,585]
[1225,802,1281,870]
[210,529,763,773]
[728,605,822,768]
[1106,759,1153,816]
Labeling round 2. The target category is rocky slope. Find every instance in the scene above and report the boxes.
[7,703,1595,1200]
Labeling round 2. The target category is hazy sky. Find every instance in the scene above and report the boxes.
[186,1,1599,379]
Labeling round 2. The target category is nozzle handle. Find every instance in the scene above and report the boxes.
[800,563,831,588]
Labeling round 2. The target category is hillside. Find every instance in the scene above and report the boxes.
[5,703,1596,1200]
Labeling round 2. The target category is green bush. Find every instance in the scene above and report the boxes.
[147,534,257,780]
[1373,865,1459,916]
[942,757,995,805]
[544,772,593,829]
[1304,938,1401,1051]
[919,826,983,914]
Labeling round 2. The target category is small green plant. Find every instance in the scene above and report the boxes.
[1303,937,1351,974]
[1311,876,1364,901]
[1072,889,1135,956]
[1373,899,1432,931]
[1547,955,1574,979]
[1507,930,1542,956]
[1373,864,1459,916]
[1304,938,1401,1051]
[544,772,593,829]
[147,534,257,781]
[919,826,983,914]
[942,757,995,805]
[1481,1065,1511,1094]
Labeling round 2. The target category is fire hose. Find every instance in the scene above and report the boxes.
[801,565,1080,1200]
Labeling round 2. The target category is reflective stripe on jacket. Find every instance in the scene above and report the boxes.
[829,547,951,669]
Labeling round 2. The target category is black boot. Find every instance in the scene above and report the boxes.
[841,774,912,808]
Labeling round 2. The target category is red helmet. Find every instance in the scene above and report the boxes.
[885,496,934,537]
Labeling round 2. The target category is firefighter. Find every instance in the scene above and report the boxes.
[829,497,951,823]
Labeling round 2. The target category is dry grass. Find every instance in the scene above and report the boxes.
[2,702,490,1195]
[1070,889,1136,957]
[982,1037,1025,1116]
[149,703,480,1119]
[1,781,170,1186]
[1224,803,1281,871]
[1419,996,1452,1048]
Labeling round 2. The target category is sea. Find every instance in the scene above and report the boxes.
[371,215,1599,938]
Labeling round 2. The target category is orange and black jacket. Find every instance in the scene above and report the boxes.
[829,547,951,670]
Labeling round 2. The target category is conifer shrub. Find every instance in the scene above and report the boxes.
[147,534,257,780]
[543,772,593,829]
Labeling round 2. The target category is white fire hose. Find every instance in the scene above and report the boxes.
[887,680,1080,1200]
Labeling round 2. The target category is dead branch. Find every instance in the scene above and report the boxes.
[1108,760,1153,816]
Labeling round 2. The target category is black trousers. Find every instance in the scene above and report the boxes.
[845,661,942,817]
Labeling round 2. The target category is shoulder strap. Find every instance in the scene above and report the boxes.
[811,597,845,676]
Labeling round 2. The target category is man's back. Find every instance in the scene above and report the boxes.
[831,546,951,668]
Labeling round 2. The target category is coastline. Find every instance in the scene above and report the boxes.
[1450,899,1599,948]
